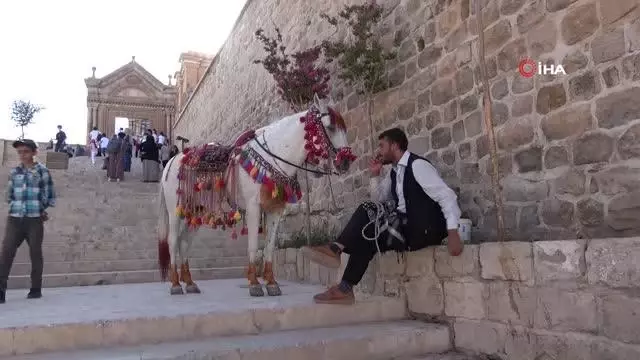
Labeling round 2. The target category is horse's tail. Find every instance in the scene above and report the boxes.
[158,178,171,281]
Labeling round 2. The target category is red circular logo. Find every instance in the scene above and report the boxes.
[518,59,537,78]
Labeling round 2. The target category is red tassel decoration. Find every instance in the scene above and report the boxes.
[241,227,248,235]
[231,230,238,240]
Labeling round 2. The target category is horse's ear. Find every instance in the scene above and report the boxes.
[313,93,321,106]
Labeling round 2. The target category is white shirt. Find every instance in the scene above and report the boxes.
[89,130,100,141]
[100,137,110,148]
[370,151,461,230]
[157,135,166,145]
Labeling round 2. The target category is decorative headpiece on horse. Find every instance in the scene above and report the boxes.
[299,102,356,168]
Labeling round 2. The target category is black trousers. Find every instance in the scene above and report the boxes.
[337,203,404,286]
[0,217,44,290]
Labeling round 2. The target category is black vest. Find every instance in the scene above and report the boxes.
[390,153,448,250]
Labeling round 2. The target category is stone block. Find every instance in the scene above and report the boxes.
[600,293,640,344]
[618,124,640,160]
[444,280,486,319]
[534,240,586,283]
[568,70,601,102]
[379,251,405,277]
[572,132,614,165]
[586,237,640,288]
[434,244,479,278]
[486,281,536,327]
[453,319,506,354]
[534,331,595,360]
[541,103,593,141]
[483,19,512,54]
[544,146,569,169]
[285,248,297,264]
[599,0,640,25]
[515,146,542,173]
[406,247,435,277]
[563,50,589,74]
[541,197,575,228]
[560,3,599,45]
[480,242,533,282]
[536,83,567,115]
[535,288,597,332]
[496,117,534,151]
[296,251,305,281]
[591,29,626,64]
[406,274,444,316]
[595,87,640,129]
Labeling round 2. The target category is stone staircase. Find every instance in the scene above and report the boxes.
[0,155,247,288]
[0,279,475,359]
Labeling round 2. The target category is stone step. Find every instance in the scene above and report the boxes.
[402,353,482,360]
[7,266,245,288]
[11,244,249,262]
[0,279,407,356]
[3,321,450,360]
[10,256,248,275]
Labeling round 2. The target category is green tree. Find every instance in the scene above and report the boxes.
[11,100,44,139]
[320,2,396,155]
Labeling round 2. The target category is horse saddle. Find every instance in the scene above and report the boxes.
[187,130,256,173]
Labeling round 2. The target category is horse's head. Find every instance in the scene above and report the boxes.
[305,94,356,174]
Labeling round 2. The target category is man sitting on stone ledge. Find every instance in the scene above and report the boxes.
[302,127,463,305]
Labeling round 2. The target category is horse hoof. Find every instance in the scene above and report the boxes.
[185,284,201,294]
[170,286,184,295]
[249,284,264,297]
[266,283,282,296]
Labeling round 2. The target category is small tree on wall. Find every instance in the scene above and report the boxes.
[319,2,396,155]
[253,28,330,111]
[253,27,332,244]
[11,100,44,140]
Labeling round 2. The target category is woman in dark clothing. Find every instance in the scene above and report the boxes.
[140,134,160,182]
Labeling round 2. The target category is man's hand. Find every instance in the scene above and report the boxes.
[369,158,383,177]
[41,211,49,222]
[447,230,463,256]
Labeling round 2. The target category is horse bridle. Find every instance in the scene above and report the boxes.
[252,110,341,176]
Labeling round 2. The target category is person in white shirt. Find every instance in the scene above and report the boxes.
[302,127,463,305]
[157,132,166,146]
[88,127,100,165]
[99,135,110,157]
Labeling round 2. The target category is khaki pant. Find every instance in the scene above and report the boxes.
[0,217,44,290]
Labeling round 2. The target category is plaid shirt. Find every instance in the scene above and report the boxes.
[5,162,56,218]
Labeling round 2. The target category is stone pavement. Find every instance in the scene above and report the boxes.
[0,278,468,359]
[0,155,247,288]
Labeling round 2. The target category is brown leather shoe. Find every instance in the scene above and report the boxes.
[301,244,341,269]
[313,285,355,305]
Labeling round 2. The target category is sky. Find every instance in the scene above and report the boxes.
[0,0,247,144]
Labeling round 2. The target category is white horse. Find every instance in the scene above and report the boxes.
[157,96,355,296]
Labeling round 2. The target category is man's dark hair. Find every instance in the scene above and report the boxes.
[378,127,408,151]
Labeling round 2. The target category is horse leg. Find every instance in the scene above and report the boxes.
[246,202,264,297]
[168,217,184,295]
[263,212,283,296]
[179,234,200,294]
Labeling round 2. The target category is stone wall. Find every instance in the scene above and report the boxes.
[274,238,640,358]
[174,0,640,242]
[404,238,640,359]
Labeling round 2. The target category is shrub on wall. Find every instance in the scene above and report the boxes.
[320,2,396,154]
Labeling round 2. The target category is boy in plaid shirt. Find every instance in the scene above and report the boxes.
[0,139,56,303]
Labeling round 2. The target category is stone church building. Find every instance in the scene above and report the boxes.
[84,52,212,139]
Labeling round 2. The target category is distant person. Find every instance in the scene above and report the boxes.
[106,133,126,182]
[54,125,66,152]
[0,139,56,304]
[157,131,166,146]
[140,134,160,182]
[99,134,110,157]
[160,142,170,168]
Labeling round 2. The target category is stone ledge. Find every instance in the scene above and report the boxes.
[454,319,640,360]
[0,279,406,356]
